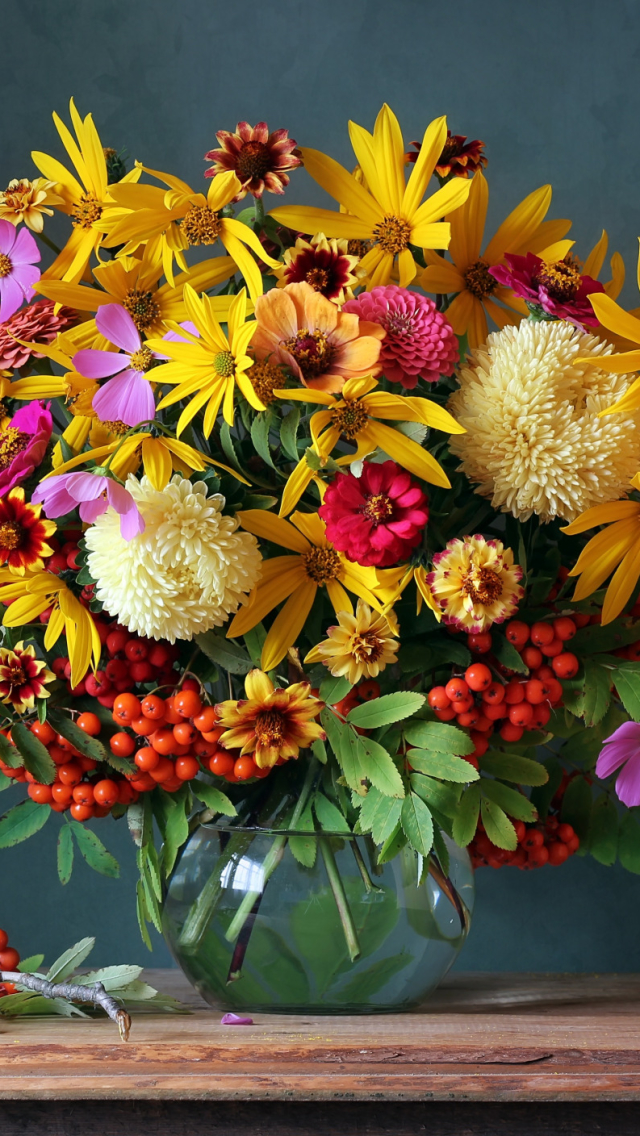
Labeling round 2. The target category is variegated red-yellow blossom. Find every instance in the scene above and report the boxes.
[0,641,55,712]
[216,669,324,769]
[204,121,302,200]
[428,534,523,632]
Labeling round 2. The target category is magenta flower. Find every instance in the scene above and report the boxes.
[73,304,162,427]
[343,285,458,388]
[319,461,429,567]
[0,401,52,495]
[596,721,640,807]
[489,253,604,328]
[0,220,41,322]
[33,472,144,541]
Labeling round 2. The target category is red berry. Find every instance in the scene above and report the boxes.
[209,752,235,777]
[0,930,8,952]
[72,783,95,806]
[541,637,563,658]
[505,621,530,649]
[131,715,156,737]
[110,732,135,757]
[174,689,202,718]
[180,678,201,693]
[469,731,489,758]
[135,747,160,772]
[530,621,554,647]
[513,820,526,843]
[527,845,549,868]
[93,779,120,807]
[0,947,20,970]
[504,680,525,705]
[484,701,508,721]
[357,679,381,701]
[193,706,218,733]
[467,631,492,654]
[524,679,547,705]
[30,720,56,746]
[557,822,575,844]
[530,702,551,729]
[457,709,480,728]
[85,671,112,697]
[552,652,579,679]
[521,646,543,670]
[522,828,544,850]
[129,661,154,684]
[105,658,129,682]
[444,677,469,702]
[141,694,166,721]
[553,617,576,642]
[573,611,591,628]
[125,639,148,661]
[58,762,82,786]
[434,707,457,721]
[28,782,53,804]
[508,701,533,728]
[175,755,200,781]
[547,841,570,866]
[482,682,505,705]
[106,630,130,656]
[500,722,524,742]
[428,686,451,710]
[234,756,258,780]
[113,693,142,723]
[148,644,170,669]
[465,663,492,692]
[97,691,117,709]
[77,712,101,737]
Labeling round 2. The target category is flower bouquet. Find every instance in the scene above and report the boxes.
[1,101,640,1011]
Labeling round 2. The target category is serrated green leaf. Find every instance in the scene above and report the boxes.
[191,781,236,816]
[289,801,317,867]
[11,723,56,785]
[582,659,612,728]
[425,638,472,669]
[320,707,366,792]
[0,771,10,792]
[612,666,640,722]
[619,808,640,873]
[401,793,434,856]
[452,782,480,846]
[57,824,74,885]
[46,937,95,983]
[156,790,191,877]
[250,411,276,469]
[571,618,640,655]
[313,792,351,833]
[492,634,529,674]
[589,795,618,866]
[403,719,475,755]
[409,773,461,816]
[46,709,112,767]
[17,954,45,973]
[480,779,536,821]
[481,798,517,850]
[70,822,119,878]
[0,799,49,848]
[280,404,301,461]
[347,691,425,729]
[561,774,593,843]
[319,673,353,704]
[480,751,549,786]
[355,735,405,797]
[357,788,402,845]
[376,819,406,863]
[196,631,253,674]
[0,732,22,768]
[408,748,479,783]
[310,738,327,764]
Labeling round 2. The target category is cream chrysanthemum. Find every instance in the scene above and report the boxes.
[428,535,523,632]
[304,599,399,684]
[85,475,262,642]
[448,320,640,523]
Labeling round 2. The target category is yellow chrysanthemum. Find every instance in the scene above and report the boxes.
[0,178,63,232]
[428,535,524,633]
[216,669,324,769]
[449,320,640,523]
[305,599,398,684]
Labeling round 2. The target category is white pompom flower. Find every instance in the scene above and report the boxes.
[85,475,262,642]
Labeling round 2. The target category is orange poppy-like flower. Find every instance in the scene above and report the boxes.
[216,669,325,769]
[252,281,385,392]
[0,641,55,713]
[0,488,57,575]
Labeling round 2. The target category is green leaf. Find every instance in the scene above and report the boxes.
[313,792,351,833]
[357,788,403,845]
[619,808,640,873]
[136,880,153,951]
[571,618,640,655]
[408,748,479,783]
[289,801,317,868]
[561,774,593,843]
[347,691,425,729]
[481,798,517,850]
[46,937,95,983]
[70,822,119,878]
[0,733,22,769]
[250,411,276,469]
[612,666,640,722]
[280,404,301,462]
[403,719,475,755]
[480,779,536,821]
[432,824,450,877]
[530,756,564,819]
[409,773,461,817]
[376,819,406,864]
[311,738,327,764]
[11,723,56,786]
[17,954,45,973]
[219,421,246,477]
[320,707,366,792]
[355,735,405,797]
[425,637,472,670]
[491,635,529,674]
[0,799,49,848]
[0,771,10,793]
[239,493,278,511]
[582,659,612,728]
[480,751,549,786]
[57,824,74,886]
[319,674,352,704]
[589,795,618,866]
[196,631,253,675]
[191,781,237,816]
[452,782,480,846]
[243,623,266,667]
[46,709,112,768]
[401,793,434,856]
[155,789,191,876]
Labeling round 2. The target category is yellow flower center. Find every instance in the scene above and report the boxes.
[305,267,330,292]
[101,419,130,435]
[348,629,385,664]
[1,180,34,211]
[463,259,497,300]
[129,346,154,373]
[182,204,223,246]
[254,708,285,746]
[372,215,412,255]
[213,350,235,378]
[248,360,287,405]
[3,662,26,686]
[536,257,582,302]
[71,192,103,229]
[236,141,272,181]
[362,493,393,523]
[0,428,30,470]
[282,329,336,382]
[302,546,342,585]
[347,239,371,258]
[461,564,503,605]
[0,521,23,550]
[330,398,369,440]
[122,288,161,333]
[0,253,12,279]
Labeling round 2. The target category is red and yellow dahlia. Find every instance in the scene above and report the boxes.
[428,535,523,632]
[0,641,55,713]
[273,233,366,304]
[0,488,57,575]
[204,122,302,200]
[216,669,324,768]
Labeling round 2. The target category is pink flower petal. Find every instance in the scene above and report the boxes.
[32,475,77,517]
[96,304,141,354]
[11,226,40,266]
[0,276,25,322]
[615,755,640,807]
[92,371,155,426]
[65,473,108,502]
[0,220,17,256]
[78,496,109,525]
[106,482,145,540]
[73,348,129,379]
[220,1013,253,1025]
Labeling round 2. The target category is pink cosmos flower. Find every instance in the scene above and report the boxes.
[33,472,144,541]
[0,220,41,322]
[0,402,52,495]
[489,253,604,328]
[73,304,162,427]
[318,460,429,567]
[343,285,458,389]
[596,722,640,808]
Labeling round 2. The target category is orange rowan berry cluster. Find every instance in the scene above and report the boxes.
[0,926,20,994]
[469,816,580,870]
[51,621,179,703]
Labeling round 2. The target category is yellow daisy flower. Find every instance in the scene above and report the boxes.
[0,178,63,232]
[215,669,324,769]
[0,570,100,687]
[270,105,471,288]
[562,480,640,625]
[304,599,399,684]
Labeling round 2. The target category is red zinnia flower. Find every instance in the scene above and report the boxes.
[0,641,55,713]
[489,253,604,328]
[204,122,303,200]
[0,298,77,370]
[343,285,458,388]
[0,487,57,574]
[319,461,429,568]
[406,132,487,179]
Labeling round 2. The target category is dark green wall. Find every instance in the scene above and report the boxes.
[2,0,640,970]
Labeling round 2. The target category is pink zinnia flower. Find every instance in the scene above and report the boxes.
[0,402,52,495]
[343,285,458,389]
[33,472,144,541]
[596,722,640,808]
[318,460,429,568]
[73,304,162,426]
[0,298,77,370]
[0,220,41,322]
[489,253,604,328]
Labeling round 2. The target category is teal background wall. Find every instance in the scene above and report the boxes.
[2,0,640,971]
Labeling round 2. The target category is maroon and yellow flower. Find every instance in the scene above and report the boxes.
[0,488,57,575]
[0,641,55,713]
[273,233,366,304]
[204,122,302,200]
[406,132,487,180]
[216,669,324,769]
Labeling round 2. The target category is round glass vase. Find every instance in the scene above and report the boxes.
[163,810,474,1014]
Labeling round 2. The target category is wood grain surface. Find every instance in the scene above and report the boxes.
[1,970,640,1102]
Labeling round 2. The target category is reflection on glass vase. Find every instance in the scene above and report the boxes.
[163,776,474,1013]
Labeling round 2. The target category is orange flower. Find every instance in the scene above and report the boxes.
[252,281,385,393]
[215,669,325,769]
[0,489,57,575]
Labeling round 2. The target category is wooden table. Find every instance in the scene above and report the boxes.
[1,970,639,1134]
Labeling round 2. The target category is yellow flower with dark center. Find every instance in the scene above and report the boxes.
[228,510,385,672]
[270,105,471,288]
[305,599,398,684]
[0,178,63,232]
[561,480,640,624]
[216,669,324,769]
[427,535,524,632]
[273,375,464,516]
[0,570,101,687]
[0,488,56,575]
[0,641,55,714]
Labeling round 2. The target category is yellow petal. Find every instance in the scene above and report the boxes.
[228,562,307,637]
[409,221,451,251]
[290,510,327,547]
[449,169,488,269]
[604,251,625,301]
[598,376,640,416]
[402,116,447,220]
[589,293,640,346]
[279,458,317,517]
[601,538,640,624]
[42,442,117,479]
[570,522,640,600]
[364,420,451,487]
[299,147,384,228]
[397,247,417,288]
[583,230,608,279]
[411,177,471,230]
[245,669,275,701]
[3,594,51,625]
[561,499,640,535]
[142,437,173,490]
[325,578,353,616]
[347,121,387,210]
[484,185,552,264]
[237,510,311,553]
[220,228,263,302]
[260,580,317,672]
[372,104,405,216]
[419,260,465,294]
[270,205,373,241]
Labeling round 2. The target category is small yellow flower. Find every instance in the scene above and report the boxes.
[0,178,63,232]
[305,599,398,684]
[216,668,324,769]
[428,535,524,633]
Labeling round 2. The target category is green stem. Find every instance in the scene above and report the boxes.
[35,230,61,256]
[351,838,382,894]
[253,196,265,234]
[320,838,361,961]
[178,830,255,951]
